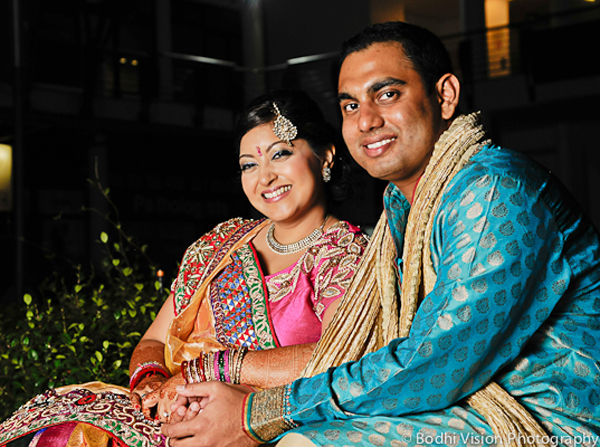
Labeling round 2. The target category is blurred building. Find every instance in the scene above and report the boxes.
[1,0,599,302]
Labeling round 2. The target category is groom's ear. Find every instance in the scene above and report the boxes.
[436,73,460,120]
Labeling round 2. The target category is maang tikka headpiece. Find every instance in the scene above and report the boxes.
[272,102,298,146]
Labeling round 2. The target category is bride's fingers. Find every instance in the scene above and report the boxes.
[130,392,142,411]
[141,392,159,419]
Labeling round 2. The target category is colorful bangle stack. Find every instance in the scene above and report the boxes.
[181,347,248,384]
[181,356,207,384]
[129,361,170,392]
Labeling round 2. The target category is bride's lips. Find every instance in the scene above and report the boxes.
[361,135,397,157]
[262,185,291,202]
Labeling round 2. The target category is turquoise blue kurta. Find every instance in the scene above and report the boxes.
[277,145,600,446]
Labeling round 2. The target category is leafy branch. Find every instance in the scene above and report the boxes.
[0,178,169,421]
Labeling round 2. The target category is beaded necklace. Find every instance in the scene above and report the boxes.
[266,214,329,255]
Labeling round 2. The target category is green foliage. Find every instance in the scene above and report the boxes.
[0,185,169,422]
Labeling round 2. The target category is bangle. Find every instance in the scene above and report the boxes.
[213,351,219,381]
[217,350,227,382]
[181,349,246,384]
[181,356,208,384]
[223,349,231,383]
[232,347,248,384]
[191,357,199,382]
[129,361,169,391]
[181,360,189,384]
[194,356,206,382]
[203,352,213,381]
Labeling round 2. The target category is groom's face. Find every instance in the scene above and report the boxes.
[338,42,445,192]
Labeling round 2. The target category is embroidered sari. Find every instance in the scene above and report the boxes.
[0,218,368,447]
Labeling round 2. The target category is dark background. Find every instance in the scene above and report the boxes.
[1,0,599,304]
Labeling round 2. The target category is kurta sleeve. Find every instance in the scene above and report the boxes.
[244,162,578,443]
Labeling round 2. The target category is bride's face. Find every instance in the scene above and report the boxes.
[238,123,327,225]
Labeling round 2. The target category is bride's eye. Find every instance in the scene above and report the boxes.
[240,162,258,172]
[272,149,293,160]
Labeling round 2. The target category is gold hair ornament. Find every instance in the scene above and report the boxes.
[272,103,297,146]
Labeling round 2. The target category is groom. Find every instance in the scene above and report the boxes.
[162,21,600,447]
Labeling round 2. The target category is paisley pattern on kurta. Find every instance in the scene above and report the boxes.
[265,145,600,446]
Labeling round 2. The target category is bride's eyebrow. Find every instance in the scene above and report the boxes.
[265,141,288,154]
[239,140,287,160]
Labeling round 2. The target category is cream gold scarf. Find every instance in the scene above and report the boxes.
[301,113,549,447]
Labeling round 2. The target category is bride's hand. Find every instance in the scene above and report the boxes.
[131,375,168,417]
[142,373,186,422]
